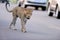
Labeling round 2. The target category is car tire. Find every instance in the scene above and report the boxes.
[57,12,60,19]
[24,5,27,8]
[49,12,53,16]
[42,7,46,11]
[35,7,38,10]
[55,4,60,19]
[48,3,53,16]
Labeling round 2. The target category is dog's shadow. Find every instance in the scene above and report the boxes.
[26,30,49,35]
[8,28,49,36]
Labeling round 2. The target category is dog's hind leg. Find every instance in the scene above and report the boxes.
[9,16,17,30]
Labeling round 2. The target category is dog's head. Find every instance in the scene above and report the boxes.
[24,9,33,19]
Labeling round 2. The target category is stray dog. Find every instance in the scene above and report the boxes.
[5,4,33,33]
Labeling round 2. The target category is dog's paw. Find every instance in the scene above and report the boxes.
[9,26,12,29]
[23,30,27,33]
[9,26,17,30]
[22,30,27,33]
[21,29,27,33]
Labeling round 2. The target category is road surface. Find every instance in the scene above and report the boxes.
[0,3,60,40]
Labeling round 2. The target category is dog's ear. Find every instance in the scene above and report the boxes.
[25,9,33,14]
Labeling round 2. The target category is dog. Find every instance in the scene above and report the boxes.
[5,3,33,33]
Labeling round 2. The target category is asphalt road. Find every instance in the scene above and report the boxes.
[0,3,60,40]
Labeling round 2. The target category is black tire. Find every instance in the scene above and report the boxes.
[57,12,60,19]
[24,5,27,8]
[55,4,60,19]
[42,7,46,11]
[35,7,38,10]
[49,12,53,16]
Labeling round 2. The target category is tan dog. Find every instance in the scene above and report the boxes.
[6,5,33,32]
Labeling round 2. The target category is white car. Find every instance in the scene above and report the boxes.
[48,0,60,19]
[24,0,48,10]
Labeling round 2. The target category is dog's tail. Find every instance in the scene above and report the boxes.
[5,2,12,12]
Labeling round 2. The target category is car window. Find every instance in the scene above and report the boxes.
[28,0,47,3]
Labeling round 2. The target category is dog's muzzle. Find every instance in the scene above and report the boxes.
[27,16,30,19]
[27,17,30,19]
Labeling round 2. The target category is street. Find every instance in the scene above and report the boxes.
[0,3,60,40]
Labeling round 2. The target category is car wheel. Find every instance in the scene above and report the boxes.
[35,7,38,10]
[49,12,53,16]
[42,7,46,11]
[55,4,60,19]
[48,3,53,16]
[24,5,27,8]
[57,12,60,19]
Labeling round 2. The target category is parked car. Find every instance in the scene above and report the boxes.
[24,0,48,10]
[0,0,8,3]
[48,0,60,19]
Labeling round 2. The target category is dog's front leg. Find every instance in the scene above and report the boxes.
[21,18,26,33]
